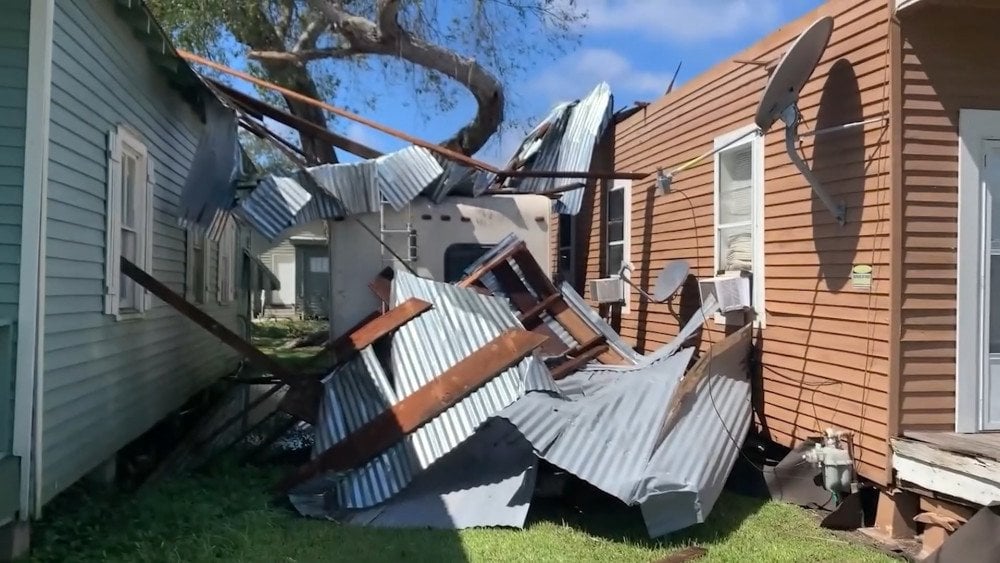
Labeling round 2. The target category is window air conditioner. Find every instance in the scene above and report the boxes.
[589,276,625,304]
[698,271,751,313]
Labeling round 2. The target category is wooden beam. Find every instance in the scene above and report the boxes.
[517,293,562,325]
[276,329,548,491]
[457,240,527,289]
[121,257,300,385]
[490,261,567,356]
[549,344,609,381]
[325,298,431,361]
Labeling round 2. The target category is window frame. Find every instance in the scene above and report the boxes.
[217,222,236,304]
[187,231,210,305]
[104,124,154,320]
[557,213,577,286]
[712,124,766,326]
[605,179,631,311]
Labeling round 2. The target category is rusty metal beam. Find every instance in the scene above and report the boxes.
[211,79,383,161]
[276,329,548,491]
[178,50,649,181]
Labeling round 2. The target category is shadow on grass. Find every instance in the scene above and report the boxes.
[523,474,767,551]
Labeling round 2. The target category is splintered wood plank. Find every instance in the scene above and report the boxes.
[276,329,548,491]
[903,431,1000,461]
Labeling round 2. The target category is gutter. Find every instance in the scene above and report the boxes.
[14,0,54,519]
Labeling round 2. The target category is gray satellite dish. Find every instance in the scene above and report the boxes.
[653,260,690,302]
[620,260,690,303]
[755,16,834,133]
[754,17,847,225]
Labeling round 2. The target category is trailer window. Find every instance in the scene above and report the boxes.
[444,243,493,283]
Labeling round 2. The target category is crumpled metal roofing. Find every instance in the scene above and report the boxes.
[291,418,538,529]
[291,269,545,510]
[498,83,613,215]
[178,97,242,240]
[233,175,311,241]
[497,320,752,538]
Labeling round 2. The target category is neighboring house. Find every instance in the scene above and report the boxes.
[564,0,1000,529]
[1,0,251,545]
[255,222,328,318]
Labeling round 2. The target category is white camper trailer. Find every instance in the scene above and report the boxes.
[327,195,552,336]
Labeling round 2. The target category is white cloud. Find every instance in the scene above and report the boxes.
[531,47,674,103]
[570,0,782,43]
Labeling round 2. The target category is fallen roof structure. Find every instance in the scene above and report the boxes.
[274,236,753,537]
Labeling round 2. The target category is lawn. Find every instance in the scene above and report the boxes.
[27,319,896,562]
[29,460,895,563]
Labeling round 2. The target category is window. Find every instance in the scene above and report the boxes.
[188,232,208,304]
[217,222,236,303]
[713,124,765,323]
[443,243,493,283]
[557,214,576,285]
[605,180,630,277]
[104,125,153,318]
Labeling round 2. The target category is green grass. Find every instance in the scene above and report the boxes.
[30,462,895,563]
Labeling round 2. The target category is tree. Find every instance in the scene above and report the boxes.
[148,0,584,162]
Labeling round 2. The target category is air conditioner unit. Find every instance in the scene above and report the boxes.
[698,271,751,313]
[589,276,625,304]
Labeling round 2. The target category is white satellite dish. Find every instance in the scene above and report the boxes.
[754,17,847,225]
[619,260,690,303]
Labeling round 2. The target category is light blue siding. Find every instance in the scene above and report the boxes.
[0,0,28,522]
[40,0,245,503]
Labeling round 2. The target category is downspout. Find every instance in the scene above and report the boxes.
[14,0,54,518]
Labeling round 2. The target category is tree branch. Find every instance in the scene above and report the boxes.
[301,0,504,155]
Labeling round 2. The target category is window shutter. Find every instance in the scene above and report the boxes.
[142,157,156,310]
[185,232,195,301]
[104,129,122,317]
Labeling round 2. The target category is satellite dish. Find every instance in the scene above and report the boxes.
[752,16,848,226]
[619,260,690,304]
[755,17,834,132]
[653,261,690,302]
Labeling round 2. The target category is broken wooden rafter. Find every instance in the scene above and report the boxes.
[276,329,548,491]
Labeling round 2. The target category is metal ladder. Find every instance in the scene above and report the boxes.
[378,198,417,268]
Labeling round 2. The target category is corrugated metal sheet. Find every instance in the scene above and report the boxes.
[497,325,751,537]
[307,159,379,216]
[178,98,242,234]
[499,84,613,215]
[375,146,444,211]
[235,175,311,241]
[292,419,538,529]
[296,270,543,510]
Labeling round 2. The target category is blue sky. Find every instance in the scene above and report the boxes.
[251,0,826,165]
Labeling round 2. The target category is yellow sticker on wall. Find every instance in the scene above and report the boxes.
[851,264,873,290]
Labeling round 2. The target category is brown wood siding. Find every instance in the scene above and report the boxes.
[895,5,1000,434]
[579,0,893,481]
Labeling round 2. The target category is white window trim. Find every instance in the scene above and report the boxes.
[607,179,632,313]
[217,222,236,304]
[104,124,154,320]
[712,124,765,327]
[956,109,1000,433]
[186,231,211,305]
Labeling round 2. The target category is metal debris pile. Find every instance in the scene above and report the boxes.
[275,237,753,538]
[178,83,614,243]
